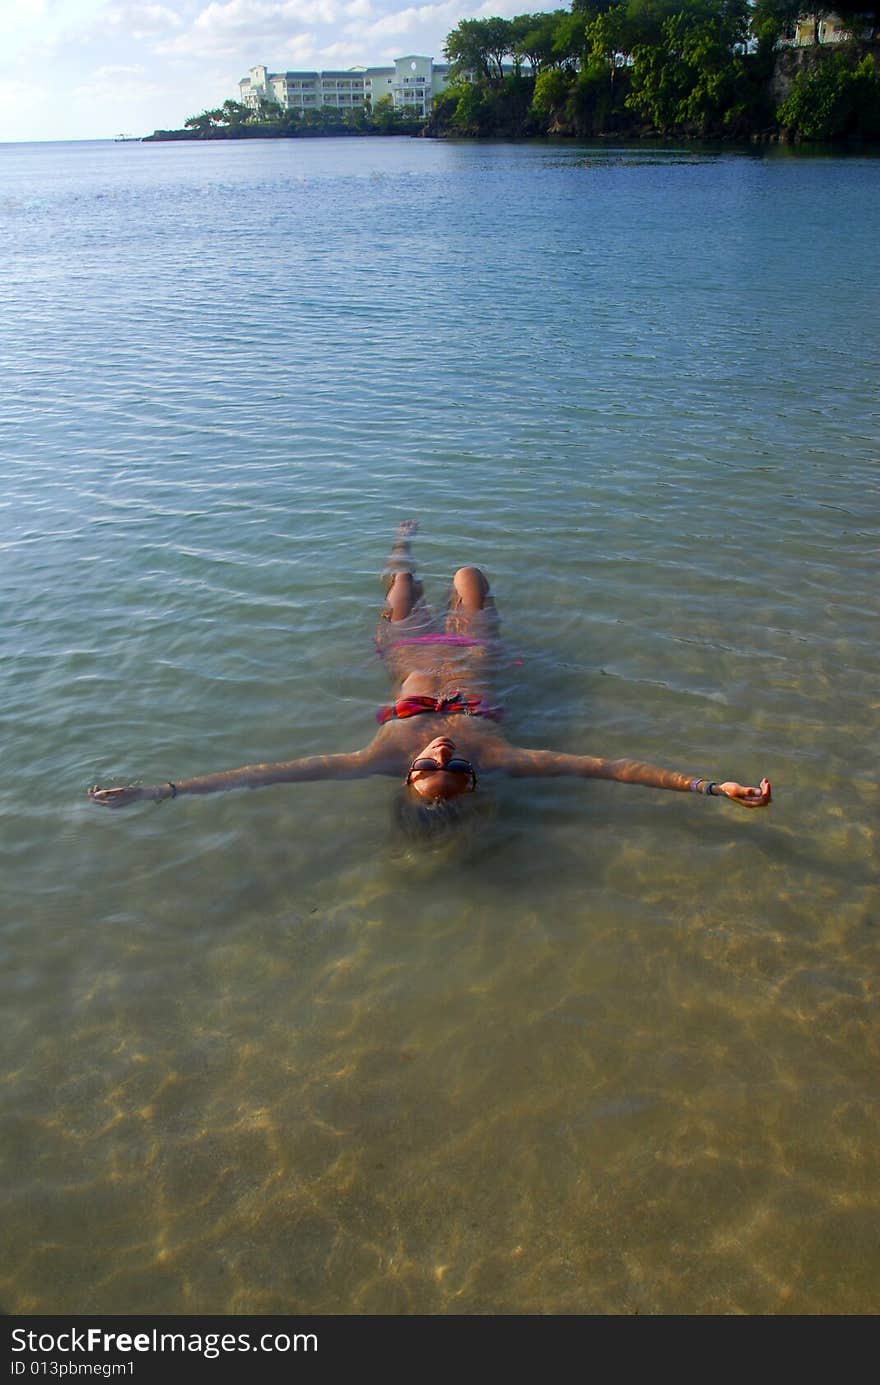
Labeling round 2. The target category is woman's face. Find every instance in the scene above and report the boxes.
[406,736,477,801]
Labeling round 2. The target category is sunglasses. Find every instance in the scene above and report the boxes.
[406,756,477,790]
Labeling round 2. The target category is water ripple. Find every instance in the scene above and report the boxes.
[1,138,878,1315]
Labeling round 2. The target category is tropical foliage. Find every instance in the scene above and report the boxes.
[777,50,880,135]
[429,2,879,139]
[153,7,880,143]
[150,95,423,140]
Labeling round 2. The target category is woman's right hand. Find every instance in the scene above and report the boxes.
[718,778,771,807]
[88,783,145,809]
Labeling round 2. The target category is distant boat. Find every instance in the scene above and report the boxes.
[114,133,138,142]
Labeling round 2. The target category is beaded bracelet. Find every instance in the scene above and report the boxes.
[689,779,719,796]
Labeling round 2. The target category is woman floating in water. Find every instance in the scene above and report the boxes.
[89,520,771,828]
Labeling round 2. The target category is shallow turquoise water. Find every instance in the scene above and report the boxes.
[1,137,878,1314]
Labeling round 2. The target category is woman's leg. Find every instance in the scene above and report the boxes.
[444,566,499,658]
[382,519,423,621]
[450,566,490,612]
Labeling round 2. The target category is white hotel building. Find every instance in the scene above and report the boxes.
[239,55,453,119]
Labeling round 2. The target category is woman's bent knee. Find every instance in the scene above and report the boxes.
[385,570,421,620]
[452,566,489,610]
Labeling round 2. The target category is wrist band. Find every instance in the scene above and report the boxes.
[167,782,177,799]
[689,778,704,793]
[706,782,718,796]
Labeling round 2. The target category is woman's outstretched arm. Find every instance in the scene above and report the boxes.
[497,746,771,808]
[88,745,383,809]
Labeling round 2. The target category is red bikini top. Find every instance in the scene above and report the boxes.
[376,693,502,725]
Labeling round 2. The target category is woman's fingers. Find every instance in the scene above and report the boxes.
[88,785,136,808]
[722,778,771,807]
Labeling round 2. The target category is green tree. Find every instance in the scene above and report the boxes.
[851,52,880,134]
[618,0,695,47]
[587,4,635,62]
[250,97,284,124]
[343,103,371,131]
[219,99,253,126]
[426,84,465,130]
[369,95,422,132]
[480,16,518,80]
[749,0,802,47]
[445,19,491,80]
[583,6,639,117]
[829,1,879,36]
[449,80,497,132]
[444,17,516,84]
[626,0,750,133]
[510,11,570,70]
[183,108,223,133]
[277,106,303,134]
[438,0,877,142]
[778,50,880,137]
[532,65,576,123]
[551,10,590,65]
[371,94,397,129]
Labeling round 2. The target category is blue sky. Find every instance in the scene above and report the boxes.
[0,0,529,141]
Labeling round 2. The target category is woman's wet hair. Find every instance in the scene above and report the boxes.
[393,783,483,842]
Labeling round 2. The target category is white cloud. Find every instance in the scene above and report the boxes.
[345,0,464,42]
[314,39,365,61]
[192,0,339,33]
[154,30,240,57]
[0,78,47,113]
[72,74,166,101]
[281,30,320,61]
[91,64,147,79]
[101,2,185,33]
[152,0,344,60]
[1,0,534,139]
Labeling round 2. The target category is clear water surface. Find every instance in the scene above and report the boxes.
[1,136,878,1315]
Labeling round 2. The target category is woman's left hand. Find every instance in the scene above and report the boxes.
[88,783,145,808]
[718,778,771,807]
